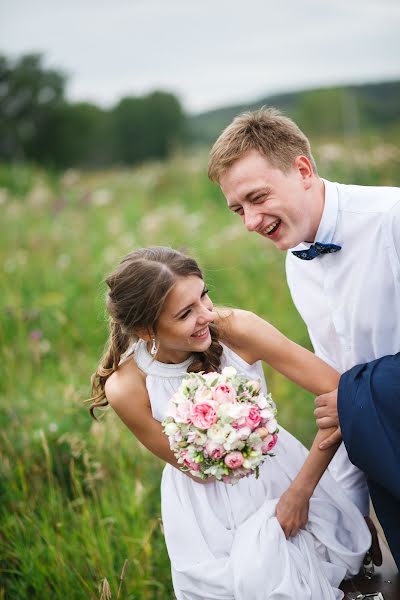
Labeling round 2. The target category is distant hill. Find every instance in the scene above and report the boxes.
[188,80,400,144]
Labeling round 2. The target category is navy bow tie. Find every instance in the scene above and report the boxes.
[292,242,342,261]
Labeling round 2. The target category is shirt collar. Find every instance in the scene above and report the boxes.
[289,179,339,251]
[314,179,339,245]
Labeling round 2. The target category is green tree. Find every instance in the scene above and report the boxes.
[0,53,65,161]
[112,91,185,165]
[32,101,113,168]
[0,53,187,168]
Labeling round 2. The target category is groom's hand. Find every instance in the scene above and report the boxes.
[318,427,342,450]
[314,389,342,449]
[314,389,339,429]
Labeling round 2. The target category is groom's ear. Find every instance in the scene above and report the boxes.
[293,155,314,189]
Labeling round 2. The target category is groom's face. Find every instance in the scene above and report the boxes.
[219,149,316,251]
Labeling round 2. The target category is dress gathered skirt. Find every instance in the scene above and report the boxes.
[133,340,371,600]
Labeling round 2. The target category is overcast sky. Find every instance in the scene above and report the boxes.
[1,0,400,113]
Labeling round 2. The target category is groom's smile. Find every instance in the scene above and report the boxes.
[263,218,282,236]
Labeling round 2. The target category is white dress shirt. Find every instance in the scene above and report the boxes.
[286,179,400,515]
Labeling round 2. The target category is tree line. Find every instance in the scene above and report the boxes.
[0,54,186,168]
[189,82,400,146]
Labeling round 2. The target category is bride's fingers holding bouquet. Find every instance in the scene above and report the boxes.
[275,485,310,538]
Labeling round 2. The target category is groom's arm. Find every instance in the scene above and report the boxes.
[317,354,400,488]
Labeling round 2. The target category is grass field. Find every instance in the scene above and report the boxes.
[1,138,399,599]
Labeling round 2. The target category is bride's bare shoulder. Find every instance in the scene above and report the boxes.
[105,355,148,410]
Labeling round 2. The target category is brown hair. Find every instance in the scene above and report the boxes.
[208,107,317,183]
[90,246,223,418]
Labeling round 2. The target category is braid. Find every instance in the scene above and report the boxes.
[89,320,130,419]
[188,323,223,374]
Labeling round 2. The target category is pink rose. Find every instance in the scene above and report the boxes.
[191,403,217,429]
[181,450,200,471]
[261,433,278,454]
[212,384,237,404]
[224,451,244,469]
[204,440,225,460]
[245,406,261,430]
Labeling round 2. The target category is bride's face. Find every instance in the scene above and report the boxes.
[154,275,216,364]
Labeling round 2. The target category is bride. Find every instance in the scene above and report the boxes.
[90,246,370,600]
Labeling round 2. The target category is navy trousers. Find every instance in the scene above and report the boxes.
[338,353,400,570]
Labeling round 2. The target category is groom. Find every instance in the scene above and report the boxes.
[314,354,400,570]
[208,107,400,556]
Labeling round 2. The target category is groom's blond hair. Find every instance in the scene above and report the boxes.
[208,107,317,183]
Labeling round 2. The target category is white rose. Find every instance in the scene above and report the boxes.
[194,431,208,446]
[207,423,231,444]
[216,403,235,422]
[257,395,269,409]
[223,429,242,451]
[236,425,252,440]
[260,407,274,420]
[194,385,213,404]
[204,464,226,479]
[221,366,237,378]
[218,403,249,421]
[237,404,251,418]
[266,418,278,433]
[173,391,187,403]
[164,422,179,436]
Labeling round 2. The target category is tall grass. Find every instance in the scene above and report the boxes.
[1,139,399,598]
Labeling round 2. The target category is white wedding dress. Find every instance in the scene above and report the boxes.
[133,340,371,600]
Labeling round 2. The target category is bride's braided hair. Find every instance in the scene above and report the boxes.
[90,247,223,418]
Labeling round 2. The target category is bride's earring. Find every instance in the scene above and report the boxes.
[150,337,158,357]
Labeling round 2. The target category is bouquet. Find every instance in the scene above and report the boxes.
[162,366,278,484]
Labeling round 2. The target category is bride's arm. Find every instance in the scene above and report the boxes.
[218,309,339,394]
[274,429,339,538]
[220,310,341,537]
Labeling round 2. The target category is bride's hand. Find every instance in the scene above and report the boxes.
[275,486,310,538]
